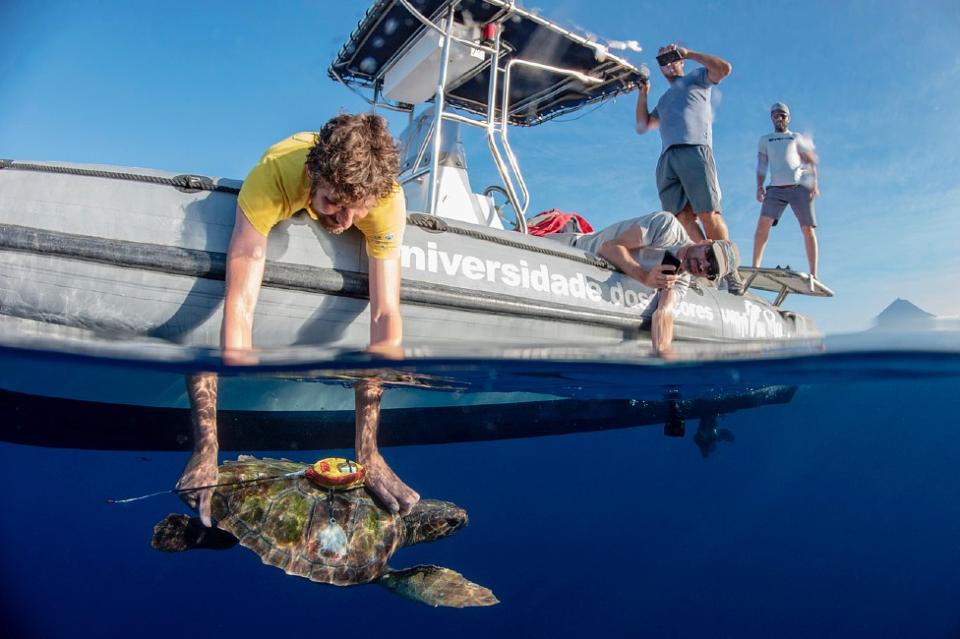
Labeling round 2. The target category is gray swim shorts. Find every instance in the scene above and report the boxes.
[655,144,722,215]
[760,185,816,227]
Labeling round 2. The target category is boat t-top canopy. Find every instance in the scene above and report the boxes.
[330,0,647,126]
[329,0,648,223]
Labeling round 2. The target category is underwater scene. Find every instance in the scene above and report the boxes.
[2,336,959,638]
[4,0,960,637]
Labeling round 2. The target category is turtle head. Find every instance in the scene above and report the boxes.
[401,499,467,547]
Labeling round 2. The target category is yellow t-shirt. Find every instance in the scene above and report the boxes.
[237,132,406,260]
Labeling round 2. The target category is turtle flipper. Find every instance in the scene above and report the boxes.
[151,513,239,552]
[379,565,498,607]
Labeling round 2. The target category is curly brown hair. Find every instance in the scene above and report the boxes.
[305,113,400,205]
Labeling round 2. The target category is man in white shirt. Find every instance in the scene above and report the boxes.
[753,102,820,277]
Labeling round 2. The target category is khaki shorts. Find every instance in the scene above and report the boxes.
[760,185,816,227]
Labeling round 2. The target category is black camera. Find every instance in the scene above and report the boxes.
[656,49,683,66]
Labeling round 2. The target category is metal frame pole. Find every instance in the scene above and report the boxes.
[427,7,457,216]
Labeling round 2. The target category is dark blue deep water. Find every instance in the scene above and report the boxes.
[2,343,959,638]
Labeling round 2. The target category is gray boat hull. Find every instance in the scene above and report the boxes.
[0,160,819,444]
[0,160,820,352]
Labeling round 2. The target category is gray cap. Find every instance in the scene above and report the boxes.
[708,240,740,281]
[770,101,791,115]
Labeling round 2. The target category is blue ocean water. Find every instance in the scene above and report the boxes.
[1,343,959,638]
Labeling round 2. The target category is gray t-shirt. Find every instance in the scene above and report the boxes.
[549,211,694,294]
[650,67,715,151]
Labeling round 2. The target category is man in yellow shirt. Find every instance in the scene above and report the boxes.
[177,113,418,522]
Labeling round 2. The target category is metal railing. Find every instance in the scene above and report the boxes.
[371,0,607,233]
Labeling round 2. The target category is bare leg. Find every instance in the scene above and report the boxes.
[752,216,775,268]
[697,211,729,240]
[676,204,706,242]
[355,380,420,515]
[801,225,818,278]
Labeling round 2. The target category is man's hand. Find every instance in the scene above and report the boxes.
[176,449,218,527]
[354,379,419,516]
[636,77,650,97]
[359,450,420,516]
[756,186,765,203]
[643,264,679,290]
[810,184,820,200]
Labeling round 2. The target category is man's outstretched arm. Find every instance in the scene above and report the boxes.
[651,287,679,356]
[354,380,420,515]
[177,207,268,525]
[366,255,403,358]
[221,206,268,362]
[177,372,219,526]
[358,255,417,513]
[635,79,659,134]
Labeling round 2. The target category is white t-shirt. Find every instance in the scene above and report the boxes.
[758,130,814,187]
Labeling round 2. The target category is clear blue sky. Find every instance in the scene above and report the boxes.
[3,0,958,333]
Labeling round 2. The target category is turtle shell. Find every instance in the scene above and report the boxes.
[211,456,404,585]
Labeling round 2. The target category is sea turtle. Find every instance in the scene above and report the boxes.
[151,456,497,608]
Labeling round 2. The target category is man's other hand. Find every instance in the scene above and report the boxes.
[176,450,218,527]
[810,184,820,200]
[756,186,765,203]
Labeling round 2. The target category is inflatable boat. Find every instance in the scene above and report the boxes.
[0,0,829,447]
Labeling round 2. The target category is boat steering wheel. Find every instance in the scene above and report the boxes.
[483,185,519,230]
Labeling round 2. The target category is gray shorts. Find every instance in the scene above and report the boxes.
[655,144,722,215]
[760,185,816,227]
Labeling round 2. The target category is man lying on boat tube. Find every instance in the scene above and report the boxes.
[549,211,739,356]
[178,113,420,521]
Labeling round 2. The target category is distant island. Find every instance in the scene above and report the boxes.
[872,298,959,331]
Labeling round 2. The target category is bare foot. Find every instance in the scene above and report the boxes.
[176,450,218,527]
[360,452,420,516]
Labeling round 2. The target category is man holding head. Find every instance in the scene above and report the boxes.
[634,43,743,294]
[177,113,420,525]
[753,102,820,278]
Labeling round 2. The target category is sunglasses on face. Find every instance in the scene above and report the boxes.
[698,247,720,280]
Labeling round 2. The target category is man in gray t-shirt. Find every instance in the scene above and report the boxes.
[753,102,820,278]
[635,44,742,293]
[550,211,739,356]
